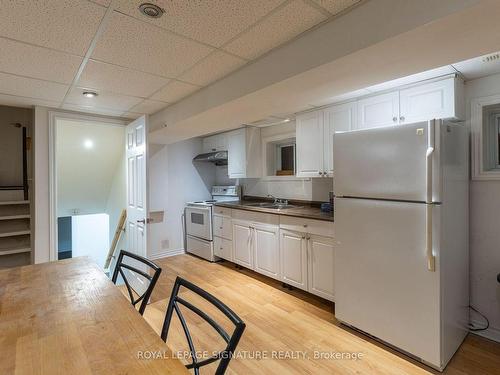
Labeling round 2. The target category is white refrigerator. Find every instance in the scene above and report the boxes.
[333,119,469,371]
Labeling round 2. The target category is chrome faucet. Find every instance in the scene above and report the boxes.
[267,194,288,205]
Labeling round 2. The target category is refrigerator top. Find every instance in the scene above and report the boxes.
[333,120,443,203]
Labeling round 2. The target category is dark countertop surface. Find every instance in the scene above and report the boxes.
[214,199,334,222]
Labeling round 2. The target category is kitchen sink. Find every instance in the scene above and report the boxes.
[243,202,300,209]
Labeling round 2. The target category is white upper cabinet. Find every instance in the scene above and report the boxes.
[296,102,355,177]
[296,111,324,177]
[356,91,400,130]
[202,133,227,153]
[227,127,261,179]
[356,77,464,130]
[399,77,463,124]
[323,102,356,176]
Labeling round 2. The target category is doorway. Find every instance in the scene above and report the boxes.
[52,115,126,268]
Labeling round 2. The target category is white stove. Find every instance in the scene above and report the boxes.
[185,186,240,261]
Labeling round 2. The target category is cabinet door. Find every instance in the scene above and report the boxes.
[217,133,228,151]
[214,236,232,261]
[232,220,253,268]
[253,224,280,280]
[279,229,308,290]
[399,78,455,124]
[296,110,324,177]
[213,215,232,240]
[227,129,246,178]
[202,135,218,153]
[307,235,335,301]
[356,91,399,129]
[323,102,356,176]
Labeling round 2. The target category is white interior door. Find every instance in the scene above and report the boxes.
[125,116,149,292]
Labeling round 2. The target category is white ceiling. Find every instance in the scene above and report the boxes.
[0,0,362,118]
[56,119,124,216]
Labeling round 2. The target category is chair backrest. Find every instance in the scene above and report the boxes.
[161,276,246,375]
[111,250,162,315]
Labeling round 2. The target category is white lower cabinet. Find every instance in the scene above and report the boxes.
[253,223,280,280]
[279,229,308,291]
[229,209,335,301]
[307,234,335,301]
[232,220,253,268]
[214,236,232,261]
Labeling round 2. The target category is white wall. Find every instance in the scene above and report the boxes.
[464,73,500,342]
[148,138,214,258]
[71,213,109,268]
[105,150,126,253]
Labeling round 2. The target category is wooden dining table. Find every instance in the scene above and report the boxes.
[0,256,189,375]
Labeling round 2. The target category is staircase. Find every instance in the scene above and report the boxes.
[0,189,31,267]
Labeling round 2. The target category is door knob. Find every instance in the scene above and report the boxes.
[392,116,397,122]
[400,116,405,122]
[137,219,146,224]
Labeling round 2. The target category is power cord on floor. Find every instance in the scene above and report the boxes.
[468,305,489,332]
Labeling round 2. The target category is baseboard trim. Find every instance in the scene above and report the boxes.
[470,319,500,343]
[148,248,185,260]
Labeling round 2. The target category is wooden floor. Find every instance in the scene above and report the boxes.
[133,254,500,375]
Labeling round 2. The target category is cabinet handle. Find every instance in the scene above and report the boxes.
[301,236,305,239]
[400,116,405,122]
[392,116,397,122]
[318,171,323,175]
[219,227,223,229]
[303,224,308,228]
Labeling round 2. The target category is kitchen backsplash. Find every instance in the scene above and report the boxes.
[215,165,333,202]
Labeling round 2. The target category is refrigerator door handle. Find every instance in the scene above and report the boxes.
[426,120,435,203]
[426,203,435,272]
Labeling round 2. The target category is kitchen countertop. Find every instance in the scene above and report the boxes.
[214,199,334,222]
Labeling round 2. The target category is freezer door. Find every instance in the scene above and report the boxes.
[333,121,439,202]
[334,197,441,368]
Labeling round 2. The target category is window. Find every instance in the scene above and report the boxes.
[471,96,500,180]
[275,143,296,176]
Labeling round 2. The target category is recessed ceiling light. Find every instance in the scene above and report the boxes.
[83,91,98,98]
[139,3,164,18]
[83,139,94,149]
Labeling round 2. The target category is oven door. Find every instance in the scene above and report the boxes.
[185,206,212,241]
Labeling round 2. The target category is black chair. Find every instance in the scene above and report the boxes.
[160,276,246,375]
[111,250,162,315]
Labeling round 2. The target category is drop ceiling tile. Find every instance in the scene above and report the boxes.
[89,0,112,7]
[0,93,61,109]
[312,0,362,15]
[0,72,68,101]
[0,38,82,84]
[129,99,169,114]
[121,111,143,120]
[0,0,105,56]
[179,51,246,86]
[151,80,200,103]
[79,60,170,98]
[92,12,213,78]
[224,0,327,60]
[65,87,143,111]
[113,0,285,47]
[61,103,127,117]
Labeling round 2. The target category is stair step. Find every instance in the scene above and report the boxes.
[0,200,30,206]
[0,214,30,221]
[0,230,30,238]
[0,246,31,256]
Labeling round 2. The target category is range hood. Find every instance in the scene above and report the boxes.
[193,150,228,165]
